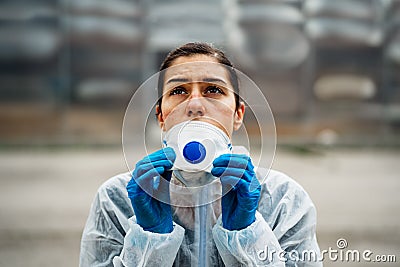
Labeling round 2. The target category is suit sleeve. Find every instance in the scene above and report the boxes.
[80,182,184,267]
[212,171,322,266]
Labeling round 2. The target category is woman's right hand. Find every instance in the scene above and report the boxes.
[126,147,176,233]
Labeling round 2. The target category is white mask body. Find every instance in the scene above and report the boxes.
[163,121,232,187]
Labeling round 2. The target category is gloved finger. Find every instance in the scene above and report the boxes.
[221,181,237,196]
[220,176,249,193]
[213,154,254,171]
[141,147,176,165]
[135,166,164,193]
[211,167,254,182]
[248,175,261,193]
[136,151,176,168]
[129,186,151,207]
[221,186,237,210]
[127,176,142,198]
[214,153,251,161]
[127,173,155,208]
[152,174,172,204]
[213,154,248,168]
[135,160,174,177]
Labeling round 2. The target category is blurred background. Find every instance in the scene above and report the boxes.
[0,0,399,266]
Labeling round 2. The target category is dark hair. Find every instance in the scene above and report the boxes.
[157,42,240,114]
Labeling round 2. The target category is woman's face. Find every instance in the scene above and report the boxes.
[157,55,245,138]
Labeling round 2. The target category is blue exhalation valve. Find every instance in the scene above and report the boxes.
[183,141,206,164]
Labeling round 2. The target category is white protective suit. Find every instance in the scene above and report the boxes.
[80,166,322,266]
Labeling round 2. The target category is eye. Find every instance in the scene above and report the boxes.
[169,86,188,96]
[205,85,224,95]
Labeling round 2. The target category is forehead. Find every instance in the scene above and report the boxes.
[163,56,231,85]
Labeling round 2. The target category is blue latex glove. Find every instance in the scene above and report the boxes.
[211,154,261,231]
[126,147,176,234]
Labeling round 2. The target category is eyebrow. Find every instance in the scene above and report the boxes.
[202,78,228,85]
[166,77,228,85]
[166,78,190,84]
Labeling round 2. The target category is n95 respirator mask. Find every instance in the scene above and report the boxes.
[163,120,232,174]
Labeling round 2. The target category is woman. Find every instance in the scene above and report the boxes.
[80,43,321,266]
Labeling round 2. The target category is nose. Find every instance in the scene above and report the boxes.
[186,87,205,117]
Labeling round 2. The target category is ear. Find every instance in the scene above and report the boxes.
[233,101,245,131]
[156,105,166,131]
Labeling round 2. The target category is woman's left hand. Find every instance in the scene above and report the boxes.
[211,154,261,231]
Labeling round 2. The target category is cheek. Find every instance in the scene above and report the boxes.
[211,102,236,130]
[214,99,236,118]
[160,98,176,120]
[161,103,184,130]
[162,99,185,119]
